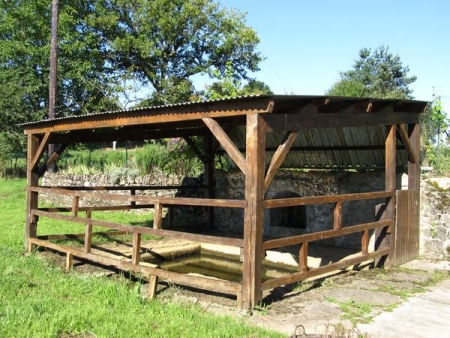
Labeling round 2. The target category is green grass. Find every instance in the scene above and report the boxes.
[0,179,283,338]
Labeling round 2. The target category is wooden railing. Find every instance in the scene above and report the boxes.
[261,191,394,291]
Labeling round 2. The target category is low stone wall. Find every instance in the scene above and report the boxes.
[420,177,450,259]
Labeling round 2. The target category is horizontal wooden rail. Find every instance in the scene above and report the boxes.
[43,185,206,191]
[37,231,126,240]
[29,238,241,295]
[261,248,390,290]
[39,205,156,213]
[32,209,243,247]
[263,220,392,250]
[30,186,247,208]
[263,191,394,209]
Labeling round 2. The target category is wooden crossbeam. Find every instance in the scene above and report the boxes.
[396,124,419,164]
[202,117,246,173]
[264,131,298,191]
[31,132,51,172]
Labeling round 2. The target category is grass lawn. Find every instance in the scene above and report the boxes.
[0,179,283,338]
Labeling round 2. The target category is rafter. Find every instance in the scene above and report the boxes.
[396,124,419,164]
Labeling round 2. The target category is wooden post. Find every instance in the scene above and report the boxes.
[376,125,396,267]
[72,196,79,217]
[84,210,92,253]
[204,133,214,230]
[148,275,159,300]
[299,243,308,272]
[132,232,141,265]
[25,134,39,251]
[408,123,420,256]
[65,253,73,271]
[153,203,162,230]
[333,202,342,230]
[242,113,266,309]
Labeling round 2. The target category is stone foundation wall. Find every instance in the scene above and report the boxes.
[420,177,450,259]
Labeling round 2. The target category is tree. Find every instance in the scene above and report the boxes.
[89,0,263,102]
[203,62,272,100]
[327,45,417,99]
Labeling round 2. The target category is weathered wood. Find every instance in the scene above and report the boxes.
[66,253,73,272]
[204,132,215,230]
[41,205,156,213]
[148,275,159,300]
[72,196,79,217]
[30,186,247,209]
[264,191,393,209]
[362,230,369,255]
[24,97,274,134]
[31,132,51,171]
[132,233,141,265]
[38,143,68,177]
[264,131,298,191]
[397,124,419,164]
[38,231,126,241]
[32,209,244,247]
[261,248,390,290]
[153,203,163,230]
[299,243,308,272]
[242,113,266,309]
[44,185,206,191]
[334,202,342,230]
[85,210,93,253]
[25,134,39,251]
[29,238,241,295]
[202,117,246,173]
[263,220,392,250]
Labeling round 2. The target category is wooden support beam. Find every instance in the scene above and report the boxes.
[333,202,342,230]
[38,143,68,177]
[31,132,51,172]
[264,131,298,191]
[362,230,369,255]
[132,232,141,265]
[397,124,419,164]
[299,243,308,272]
[153,203,162,229]
[84,210,93,253]
[72,196,79,217]
[66,253,73,271]
[242,113,266,309]
[25,134,39,251]
[147,275,159,300]
[204,133,215,230]
[202,117,246,174]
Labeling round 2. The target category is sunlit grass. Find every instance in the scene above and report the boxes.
[0,179,283,338]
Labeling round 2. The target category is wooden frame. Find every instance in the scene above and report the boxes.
[22,95,427,309]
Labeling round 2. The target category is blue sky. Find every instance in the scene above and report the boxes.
[216,0,449,102]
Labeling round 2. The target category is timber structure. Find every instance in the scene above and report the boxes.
[21,95,428,309]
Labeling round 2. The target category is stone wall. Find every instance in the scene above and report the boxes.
[214,169,398,248]
[420,177,450,259]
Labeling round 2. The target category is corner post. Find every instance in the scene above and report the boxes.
[25,134,40,251]
[242,113,266,309]
[408,123,420,255]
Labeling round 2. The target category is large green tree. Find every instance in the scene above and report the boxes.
[327,45,417,99]
[89,0,263,104]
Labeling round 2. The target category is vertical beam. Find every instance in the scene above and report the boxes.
[65,253,73,272]
[299,243,308,272]
[204,133,215,230]
[333,202,342,230]
[25,134,40,251]
[242,113,266,309]
[72,196,79,216]
[148,275,159,300]
[377,125,396,267]
[408,123,420,257]
[153,203,163,229]
[132,232,141,265]
[84,210,92,253]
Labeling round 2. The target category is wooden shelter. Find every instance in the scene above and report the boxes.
[21,95,428,309]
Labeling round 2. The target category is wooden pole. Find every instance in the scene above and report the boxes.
[242,113,266,309]
[25,134,40,251]
[408,123,420,257]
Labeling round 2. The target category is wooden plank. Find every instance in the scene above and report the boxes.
[299,243,308,272]
[204,132,215,230]
[66,253,73,272]
[41,204,156,213]
[30,186,247,209]
[38,143,68,177]
[24,97,274,134]
[25,134,39,251]
[397,124,419,164]
[72,196,80,217]
[29,238,241,295]
[264,131,298,191]
[362,230,369,255]
[147,275,159,300]
[132,233,141,265]
[38,231,126,241]
[263,220,392,250]
[334,202,342,230]
[85,210,93,253]
[261,248,390,290]
[153,203,163,230]
[32,209,244,247]
[44,185,206,191]
[242,113,266,309]
[264,191,393,209]
[203,117,246,174]
[31,132,51,171]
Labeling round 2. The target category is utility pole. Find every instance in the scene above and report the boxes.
[48,0,59,172]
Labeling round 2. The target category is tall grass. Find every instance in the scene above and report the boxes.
[0,179,282,338]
